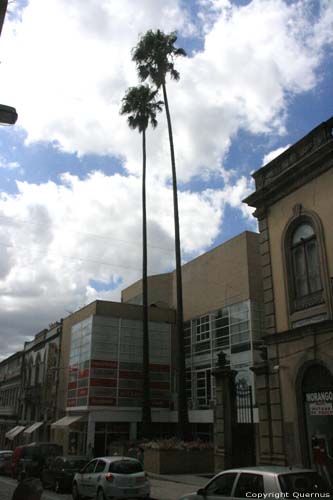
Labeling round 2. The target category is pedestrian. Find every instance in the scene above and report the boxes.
[11,464,43,500]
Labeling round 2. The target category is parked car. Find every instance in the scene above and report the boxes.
[12,442,63,479]
[0,450,13,475]
[178,466,332,500]
[41,455,88,493]
[72,456,150,500]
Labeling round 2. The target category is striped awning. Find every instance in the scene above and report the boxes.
[51,415,82,428]
[5,425,25,440]
[23,421,43,434]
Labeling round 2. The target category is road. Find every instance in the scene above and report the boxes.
[0,475,203,500]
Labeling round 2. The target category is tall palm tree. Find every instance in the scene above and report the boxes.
[132,30,190,439]
[120,85,163,433]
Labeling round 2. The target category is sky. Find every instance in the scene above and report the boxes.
[0,0,332,359]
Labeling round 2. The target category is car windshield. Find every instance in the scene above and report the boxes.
[40,445,63,457]
[64,459,87,469]
[109,460,143,474]
[279,472,329,494]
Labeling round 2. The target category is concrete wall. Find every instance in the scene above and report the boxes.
[122,231,263,319]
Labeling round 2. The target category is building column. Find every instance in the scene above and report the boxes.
[252,358,286,466]
[86,413,95,458]
[212,355,237,472]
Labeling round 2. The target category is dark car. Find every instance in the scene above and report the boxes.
[41,455,88,493]
[0,450,13,475]
[12,442,63,479]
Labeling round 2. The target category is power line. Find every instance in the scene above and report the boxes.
[0,214,174,253]
[0,240,168,274]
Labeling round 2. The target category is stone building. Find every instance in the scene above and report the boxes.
[0,351,24,447]
[244,117,333,484]
[19,322,62,443]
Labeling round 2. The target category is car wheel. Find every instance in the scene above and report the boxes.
[96,487,106,500]
[72,482,81,500]
[54,479,62,494]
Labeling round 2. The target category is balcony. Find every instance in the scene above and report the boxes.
[0,405,16,417]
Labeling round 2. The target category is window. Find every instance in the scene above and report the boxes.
[205,472,237,496]
[234,473,264,497]
[195,316,210,343]
[95,460,106,473]
[82,460,97,474]
[291,223,322,298]
[109,459,142,474]
[195,368,211,408]
[284,213,329,321]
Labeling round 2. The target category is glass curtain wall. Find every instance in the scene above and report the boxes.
[185,300,263,409]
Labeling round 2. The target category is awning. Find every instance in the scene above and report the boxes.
[23,422,43,435]
[51,415,82,429]
[5,425,25,440]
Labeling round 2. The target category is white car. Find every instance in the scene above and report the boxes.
[178,466,332,500]
[72,456,150,500]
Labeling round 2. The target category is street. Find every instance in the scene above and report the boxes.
[0,475,204,500]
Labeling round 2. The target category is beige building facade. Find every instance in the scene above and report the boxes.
[245,117,333,482]
[122,231,265,439]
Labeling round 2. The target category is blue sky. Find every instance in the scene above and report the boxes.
[0,0,332,356]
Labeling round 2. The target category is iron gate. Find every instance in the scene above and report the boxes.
[232,382,256,466]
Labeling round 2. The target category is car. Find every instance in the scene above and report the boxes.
[178,466,333,500]
[72,456,150,500]
[41,455,88,493]
[12,442,63,479]
[0,450,13,475]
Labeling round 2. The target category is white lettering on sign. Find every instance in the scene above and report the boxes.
[305,391,333,403]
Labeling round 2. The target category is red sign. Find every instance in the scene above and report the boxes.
[68,382,77,390]
[91,360,118,369]
[119,371,143,380]
[67,398,76,407]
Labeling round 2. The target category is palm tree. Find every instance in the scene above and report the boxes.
[120,85,163,434]
[132,30,190,439]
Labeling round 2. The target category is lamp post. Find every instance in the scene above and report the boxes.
[0,1,18,125]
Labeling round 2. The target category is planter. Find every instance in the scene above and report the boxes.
[144,448,214,474]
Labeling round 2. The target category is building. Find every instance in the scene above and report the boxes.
[122,231,265,439]
[244,117,333,483]
[18,322,62,443]
[52,300,175,456]
[0,351,23,447]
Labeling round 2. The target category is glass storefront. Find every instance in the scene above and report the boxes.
[303,364,333,487]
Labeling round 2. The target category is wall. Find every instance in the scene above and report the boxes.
[267,168,333,333]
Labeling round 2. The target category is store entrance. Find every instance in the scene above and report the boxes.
[302,364,333,487]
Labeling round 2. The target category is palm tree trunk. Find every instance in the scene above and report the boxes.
[162,83,190,440]
[142,127,151,433]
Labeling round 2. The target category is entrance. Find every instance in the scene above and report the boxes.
[232,382,255,466]
[302,364,333,486]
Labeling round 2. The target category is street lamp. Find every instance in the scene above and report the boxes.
[0,104,17,125]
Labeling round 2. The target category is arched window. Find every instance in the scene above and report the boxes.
[283,211,331,324]
[291,223,322,298]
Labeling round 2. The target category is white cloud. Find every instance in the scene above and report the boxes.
[0,0,331,183]
[0,170,255,355]
[0,157,20,170]
[262,144,291,165]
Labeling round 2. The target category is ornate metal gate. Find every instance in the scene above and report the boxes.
[232,382,256,466]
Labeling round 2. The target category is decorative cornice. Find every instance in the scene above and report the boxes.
[263,319,333,345]
[244,117,333,212]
